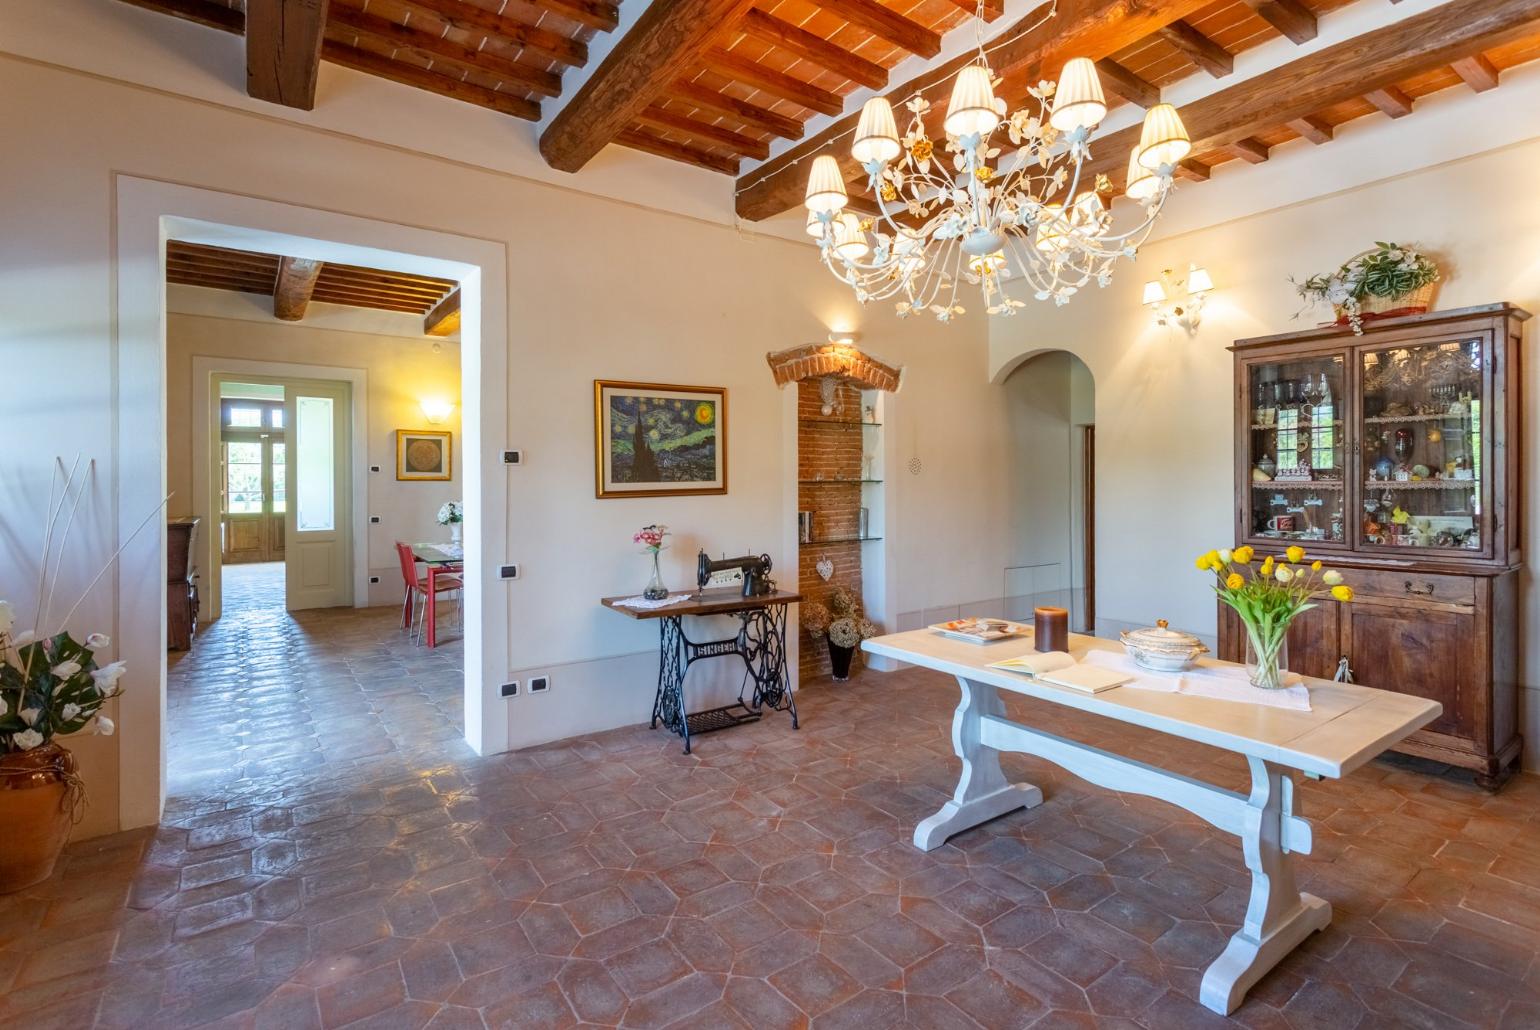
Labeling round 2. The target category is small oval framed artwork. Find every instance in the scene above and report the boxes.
[397,429,452,481]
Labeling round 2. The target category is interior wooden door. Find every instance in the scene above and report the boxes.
[1342,598,1476,743]
[284,380,353,610]
[221,437,269,564]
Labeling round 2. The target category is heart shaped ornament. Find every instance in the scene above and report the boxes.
[815,556,835,581]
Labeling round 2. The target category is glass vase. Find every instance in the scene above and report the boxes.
[1244,626,1290,690]
[643,551,668,600]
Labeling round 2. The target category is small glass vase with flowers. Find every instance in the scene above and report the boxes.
[633,524,671,600]
[1197,545,1354,690]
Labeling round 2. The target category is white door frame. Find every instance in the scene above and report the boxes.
[115,175,509,830]
[194,360,370,621]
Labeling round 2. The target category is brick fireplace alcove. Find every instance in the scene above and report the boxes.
[767,344,903,681]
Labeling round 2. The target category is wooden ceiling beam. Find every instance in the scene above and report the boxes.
[1287,114,1334,143]
[704,48,844,116]
[1244,0,1317,44]
[1158,20,1233,77]
[168,267,276,287]
[823,0,941,57]
[246,0,330,109]
[1366,84,1414,117]
[424,289,462,337]
[328,7,561,98]
[1228,136,1270,163]
[372,0,589,67]
[734,0,1214,220]
[1094,58,1159,109]
[168,254,280,275]
[615,128,742,174]
[1085,0,1540,192]
[1175,159,1211,181]
[273,257,324,321]
[740,8,888,90]
[169,276,277,296]
[321,40,541,120]
[1452,52,1501,90]
[540,0,758,173]
[666,81,806,139]
[541,0,621,33]
[636,105,771,159]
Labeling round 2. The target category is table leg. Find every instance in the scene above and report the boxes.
[425,569,439,648]
[741,605,798,730]
[651,616,690,753]
[914,676,1043,851]
[1199,757,1331,1015]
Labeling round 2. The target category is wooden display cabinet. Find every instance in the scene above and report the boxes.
[1220,303,1527,788]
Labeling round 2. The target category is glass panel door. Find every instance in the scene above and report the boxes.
[1359,337,1486,552]
[294,395,336,533]
[1245,354,1346,545]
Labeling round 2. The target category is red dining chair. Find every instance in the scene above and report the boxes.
[394,542,420,632]
[396,542,463,646]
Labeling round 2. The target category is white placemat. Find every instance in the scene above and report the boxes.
[1082,649,1312,711]
[611,593,692,610]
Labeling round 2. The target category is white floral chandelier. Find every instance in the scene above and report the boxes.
[803,8,1193,322]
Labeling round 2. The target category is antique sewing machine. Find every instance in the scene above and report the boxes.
[697,549,775,598]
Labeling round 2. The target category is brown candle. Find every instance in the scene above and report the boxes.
[1034,606,1069,654]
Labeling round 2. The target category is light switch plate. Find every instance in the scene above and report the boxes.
[499,564,520,580]
[503,450,522,465]
[528,675,550,694]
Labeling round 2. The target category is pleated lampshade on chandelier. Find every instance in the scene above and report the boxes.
[805,27,1191,321]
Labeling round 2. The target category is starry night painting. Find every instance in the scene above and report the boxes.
[594,381,727,498]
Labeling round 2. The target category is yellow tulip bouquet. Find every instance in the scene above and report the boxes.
[1196,544,1353,690]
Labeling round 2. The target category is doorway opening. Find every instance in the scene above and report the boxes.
[218,382,287,614]
[115,178,507,831]
[1002,350,1096,633]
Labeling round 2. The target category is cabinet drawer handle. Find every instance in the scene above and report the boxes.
[1404,580,1436,596]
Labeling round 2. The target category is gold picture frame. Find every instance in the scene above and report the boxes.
[396,429,452,481]
[594,380,727,498]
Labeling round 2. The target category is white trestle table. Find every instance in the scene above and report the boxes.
[861,629,1441,1015]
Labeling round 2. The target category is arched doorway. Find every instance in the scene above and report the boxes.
[1002,350,1096,633]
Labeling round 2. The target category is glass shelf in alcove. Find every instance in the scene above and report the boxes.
[800,535,883,545]
[798,478,883,485]
[799,417,882,429]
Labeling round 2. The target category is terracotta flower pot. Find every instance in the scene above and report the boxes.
[0,743,77,892]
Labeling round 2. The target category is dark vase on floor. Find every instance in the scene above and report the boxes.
[828,643,855,681]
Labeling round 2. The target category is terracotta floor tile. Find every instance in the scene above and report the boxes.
[3,572,1535,1030]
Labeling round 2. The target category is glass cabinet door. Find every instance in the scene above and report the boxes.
[1359,336,1487,553]
[1245,354,1346,545]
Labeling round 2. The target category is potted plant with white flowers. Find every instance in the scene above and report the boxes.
[1,603,123,889]
[437,501,464,544]
[1293,242,1440,334]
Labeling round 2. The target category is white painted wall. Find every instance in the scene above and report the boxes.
[166,310,464,608]
[990,137,1540,768]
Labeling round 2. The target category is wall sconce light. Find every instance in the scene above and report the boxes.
[827,330,860,346]
[421,398,455,425]
[1143,264,1214,335]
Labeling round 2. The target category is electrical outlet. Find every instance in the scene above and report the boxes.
[500,681,519,698]
[528,675,550,694]
[369,576,380,584]
[499,564,520,580]
[369,515,381,524]
[369,465,382,473]
[503,450,522,465]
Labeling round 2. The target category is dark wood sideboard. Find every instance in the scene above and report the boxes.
[1220,304,1526,789]
[168,517,200,651]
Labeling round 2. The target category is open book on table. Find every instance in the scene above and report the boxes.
[988,650,1136,694]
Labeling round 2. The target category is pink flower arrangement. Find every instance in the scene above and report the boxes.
[633,524,669,554]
